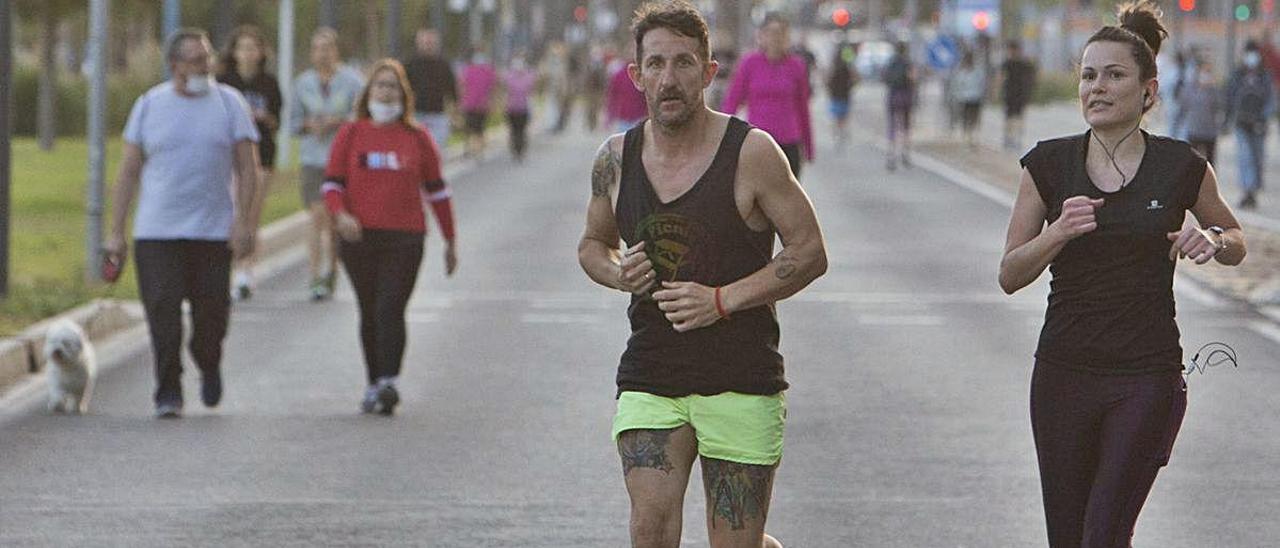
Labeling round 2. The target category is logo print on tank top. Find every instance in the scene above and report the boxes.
[1147,199,1164,210]
[635,213,713,284]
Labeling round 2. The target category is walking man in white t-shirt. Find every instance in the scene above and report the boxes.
[105,28,261,418]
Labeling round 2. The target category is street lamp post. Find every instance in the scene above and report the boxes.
[276,0,294,169]
[86,0,108,283]
[0,0,12,296]
[387,0,402,58]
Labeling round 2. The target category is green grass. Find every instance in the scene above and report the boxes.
[0,137,304,335]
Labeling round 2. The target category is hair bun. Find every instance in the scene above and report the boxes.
[1117,1,1167,56]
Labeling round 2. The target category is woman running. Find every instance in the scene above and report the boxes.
[721,12,813,179]
[218,25,282,301]
[322,59,458,415]
[999,3,1246,546]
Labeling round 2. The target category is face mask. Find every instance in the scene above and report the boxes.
[185,74,213,96]
[1244,52,1261,69]
[368,100,403,124]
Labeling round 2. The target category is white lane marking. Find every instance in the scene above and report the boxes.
[1248,321,1280,346]
[1172,276,1226,308]
[857,315,947,327]
[909,152,1015,207]
[529,299,611,310]
[796,291,1039,306]
[520,313,603,324]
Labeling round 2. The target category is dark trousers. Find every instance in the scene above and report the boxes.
[135,240,232,405]
[779,142,802,180]
[507,111,530,159]
[1030,362,1187,548]
[339,230,424,385]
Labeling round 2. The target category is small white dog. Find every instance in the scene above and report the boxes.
[43,320,97,414]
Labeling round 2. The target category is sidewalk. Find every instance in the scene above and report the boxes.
[836,81,1280,307]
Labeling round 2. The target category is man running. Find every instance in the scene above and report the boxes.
[577,2,827,547]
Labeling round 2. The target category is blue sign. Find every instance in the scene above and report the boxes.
[927,35,959,71]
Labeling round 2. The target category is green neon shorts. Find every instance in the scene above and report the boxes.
[612,390,787,466]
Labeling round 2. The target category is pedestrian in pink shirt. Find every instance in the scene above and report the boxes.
[721,12,813,179]
[606,56,648,132]
[503,53,538,162]
[461,47,497,158]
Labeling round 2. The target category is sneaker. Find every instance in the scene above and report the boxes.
[360,385,379,414]
[155,402,183,419]
[375,378,400,416]
[324,271,337,295]
[233,271,253,301]
[310,278,330,302]
[200,369,223,408]
[1239,192,1258,210]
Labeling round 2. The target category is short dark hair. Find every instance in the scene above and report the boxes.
[166,28,211,64]
[631,0,710,64]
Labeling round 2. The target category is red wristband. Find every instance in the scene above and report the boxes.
[714,286,730,320]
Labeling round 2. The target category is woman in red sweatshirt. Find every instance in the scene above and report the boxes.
[322,59,458,415]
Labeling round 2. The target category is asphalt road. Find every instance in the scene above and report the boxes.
[1,121,1278,547]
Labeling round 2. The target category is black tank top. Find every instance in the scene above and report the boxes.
[1021,130,1207,374]
[614,117,786,397]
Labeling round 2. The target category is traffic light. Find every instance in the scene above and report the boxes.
[972,11,991,32]
[1178,0,1195,11]
[1263,0,1274,14]
[1235,3,1251,21]
[832,8,851,28]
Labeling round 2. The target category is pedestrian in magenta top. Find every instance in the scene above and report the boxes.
[461,47,497,158]
[606,57,648,132]
[502,53,537,161]
[720,12,813,179]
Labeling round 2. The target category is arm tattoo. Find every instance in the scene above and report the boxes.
[774,251,799,280]
[592,145,621,198]
[618,429,675,476]
[702,458,774,531]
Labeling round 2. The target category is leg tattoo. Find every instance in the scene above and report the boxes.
[619,429,676,475]
[703,459,773,531]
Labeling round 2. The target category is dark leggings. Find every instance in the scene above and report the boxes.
[1030,362,1187,548]
[135,240,232,405]
[339,230,424,385]
[507,111,530,158]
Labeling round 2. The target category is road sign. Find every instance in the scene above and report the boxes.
[927,35,959,71]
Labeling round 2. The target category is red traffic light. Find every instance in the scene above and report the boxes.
[832,8,851,28]
[1178,0,1195,12]
[1263,0,1274,14]
[574,5,588,23]
[971,11,990,31]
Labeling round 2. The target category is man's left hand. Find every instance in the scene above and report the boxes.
[653,281,722,333]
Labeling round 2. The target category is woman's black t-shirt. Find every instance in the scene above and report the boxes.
[218,71,283,166]
[1020,131,1207,375]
